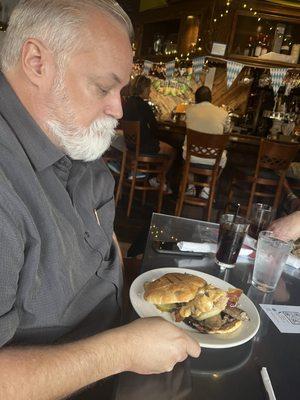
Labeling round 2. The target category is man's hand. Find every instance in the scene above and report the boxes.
[0,317,200,400]
[117,317,201,375]
[269,211,300,241]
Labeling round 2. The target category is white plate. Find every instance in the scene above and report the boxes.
[130,267,260,349]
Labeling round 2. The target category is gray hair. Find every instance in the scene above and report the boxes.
[1,0,133,72]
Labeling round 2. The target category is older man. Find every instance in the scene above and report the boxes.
[0,1,200,399]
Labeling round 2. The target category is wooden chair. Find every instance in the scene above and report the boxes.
[175,129,229,221]
[117,120,169,217]
[226,139,300,217]
[103,147,125,205]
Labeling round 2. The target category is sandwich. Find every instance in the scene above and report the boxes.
[144,272,207,312]
[144,272,249,334]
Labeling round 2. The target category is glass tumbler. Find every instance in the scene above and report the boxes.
[215,214,250,270]
[252,230,293,292]
[248,203,273,241]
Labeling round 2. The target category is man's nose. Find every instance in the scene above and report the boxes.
[103,94,123,120]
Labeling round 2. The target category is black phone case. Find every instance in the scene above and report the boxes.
[152,241,205,258]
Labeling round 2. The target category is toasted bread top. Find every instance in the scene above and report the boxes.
[144,272,207,305]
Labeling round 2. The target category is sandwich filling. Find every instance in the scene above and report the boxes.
[144,273,249,334]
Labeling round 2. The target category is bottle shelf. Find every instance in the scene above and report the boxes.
[229,54,300,69]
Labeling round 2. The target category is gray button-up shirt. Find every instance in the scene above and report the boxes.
[0,73,122,346]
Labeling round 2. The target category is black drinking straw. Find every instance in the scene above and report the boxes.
[232,203,240,224]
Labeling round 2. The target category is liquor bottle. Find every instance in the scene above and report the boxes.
[244,36,254,56]
[254,34,262,57]
[272,23,286,53]
[280,26,292,55]
[261,35,269,55]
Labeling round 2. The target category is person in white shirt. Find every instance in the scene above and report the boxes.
[183,86,230,198]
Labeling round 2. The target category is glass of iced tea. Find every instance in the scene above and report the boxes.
[215,214,249,270]
[248,203,273,241]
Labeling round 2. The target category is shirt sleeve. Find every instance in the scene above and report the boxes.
[0,189,24,347]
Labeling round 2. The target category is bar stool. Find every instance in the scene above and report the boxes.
[226,139,300,217]
[117,120,169,217]
[175,129,229,221]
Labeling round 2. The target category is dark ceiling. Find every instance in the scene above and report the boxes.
[118,0,300,15]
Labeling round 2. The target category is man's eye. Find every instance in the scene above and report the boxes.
[98,87,108,96]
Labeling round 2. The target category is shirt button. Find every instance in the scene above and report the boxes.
[84,231,90,239]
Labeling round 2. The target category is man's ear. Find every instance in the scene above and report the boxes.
[21,38,55,87]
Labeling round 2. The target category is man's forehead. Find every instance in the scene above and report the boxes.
[86,8,131,43]
[87,13,132,65]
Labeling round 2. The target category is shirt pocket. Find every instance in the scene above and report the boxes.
[84,197,115,259]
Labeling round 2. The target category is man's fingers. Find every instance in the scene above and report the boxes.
[185,335,201,358]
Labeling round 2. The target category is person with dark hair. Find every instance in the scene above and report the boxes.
[123,75,159,155]
[194,86,212,104]
[183,86,230,198]
[122,74,176,190]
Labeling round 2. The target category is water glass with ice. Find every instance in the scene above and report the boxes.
[252,231,293,292]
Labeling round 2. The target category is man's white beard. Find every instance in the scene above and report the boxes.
[47,116,117,162]
[46,76,118,162]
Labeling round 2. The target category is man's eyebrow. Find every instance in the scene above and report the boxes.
[111,73,122,84]
[89,73,122,86]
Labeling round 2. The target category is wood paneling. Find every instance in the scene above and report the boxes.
[212,67,250,115]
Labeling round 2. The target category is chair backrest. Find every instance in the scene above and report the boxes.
[120,120,141,158]
[258,139,299,173]
[186,129,229,167]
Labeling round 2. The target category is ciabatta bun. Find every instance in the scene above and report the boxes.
[144,272,207,304]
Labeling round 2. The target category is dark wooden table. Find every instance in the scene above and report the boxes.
[114,213,300,400]
[72,212,300,400]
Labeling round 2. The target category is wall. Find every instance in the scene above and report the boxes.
[1,0,19,22]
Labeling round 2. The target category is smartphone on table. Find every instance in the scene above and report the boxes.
[152,241,204,258]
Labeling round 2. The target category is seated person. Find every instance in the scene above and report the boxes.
[122,75,176,189]
[183,86,230,198]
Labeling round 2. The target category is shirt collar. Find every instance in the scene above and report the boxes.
[0,72,65,171]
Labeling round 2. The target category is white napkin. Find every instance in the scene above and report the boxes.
[176,241,253,257]
[177,241,216,253]
[244,234,300,269]
[243,234,257,250]
[286,254,300,269]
